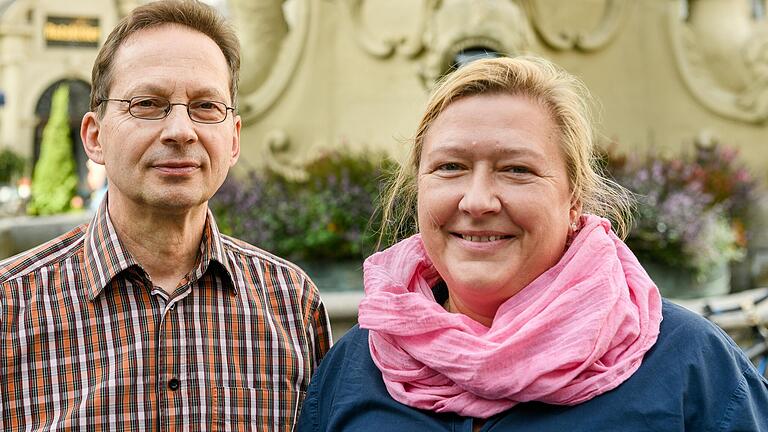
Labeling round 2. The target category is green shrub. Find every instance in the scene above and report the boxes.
[0,149,26,184]
[28,84,79,215]
[211,150,394,261]
[602,141,757,282]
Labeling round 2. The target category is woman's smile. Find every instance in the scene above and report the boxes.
[450,231,515,252]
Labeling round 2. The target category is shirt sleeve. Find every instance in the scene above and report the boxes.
[715,366,768,432]
[649,303,768,431]
[296,326,359,432]
[681,317,768,432]
[303,276,332,373]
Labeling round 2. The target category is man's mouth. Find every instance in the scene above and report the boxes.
[152,161,201,175]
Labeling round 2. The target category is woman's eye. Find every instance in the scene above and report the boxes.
[437,162,463,171]
[506,166,531,174]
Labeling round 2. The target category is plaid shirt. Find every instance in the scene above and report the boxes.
[0,201,332,431]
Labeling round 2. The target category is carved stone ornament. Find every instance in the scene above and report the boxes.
[521,0,631,51]
[669,0,768,123]
[228,0,310,125]
[114,0,142,18]
[261,129,310,181]
[419,0,534,85]
[343,0,534,86]
[342,0,433,58]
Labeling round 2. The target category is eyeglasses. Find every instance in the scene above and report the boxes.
[97,96,235,124]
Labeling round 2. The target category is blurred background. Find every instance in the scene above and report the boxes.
[1,0,768,339]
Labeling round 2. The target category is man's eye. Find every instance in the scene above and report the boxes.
[192,101,221,110]
[196,101,215,110]
[132,98,164,108]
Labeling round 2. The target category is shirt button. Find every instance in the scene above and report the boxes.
[168,378,180,391]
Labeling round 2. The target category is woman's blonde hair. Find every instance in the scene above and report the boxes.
[378,56,634,246]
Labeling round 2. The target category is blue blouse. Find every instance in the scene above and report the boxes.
[297,300,768,431]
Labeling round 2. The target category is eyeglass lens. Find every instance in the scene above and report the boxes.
[128,96,228,123]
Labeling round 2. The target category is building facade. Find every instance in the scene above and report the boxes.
[228,0,768,177]
[1,0,767,178]
[0,0,124,190]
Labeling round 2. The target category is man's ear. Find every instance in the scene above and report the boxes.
[81,112,105,164]
[229,114,241,167]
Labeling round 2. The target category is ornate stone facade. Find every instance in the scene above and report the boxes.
[670,0,768,123]
[1,0,767,175]
[228,0,768,176]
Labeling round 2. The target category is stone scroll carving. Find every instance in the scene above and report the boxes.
[343,0,534,87]
[114,0,141,18]
[343,0,434,59]
[228,0,310,125]
[342,0,630,85]
[521,0,630,52]
[669,0,768,123]
[419,0,534,84]
[230,0,289,95]
[261,129,309,181]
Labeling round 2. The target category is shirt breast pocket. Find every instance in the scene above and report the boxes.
[212,385,305,432]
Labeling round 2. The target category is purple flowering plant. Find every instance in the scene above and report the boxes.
[210,150,393,261]
[603,141,758,282]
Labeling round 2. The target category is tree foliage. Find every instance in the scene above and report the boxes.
[0,149,26,184]
[29,84,78,215]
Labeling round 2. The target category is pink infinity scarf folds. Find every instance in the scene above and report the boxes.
[357,215,662,418]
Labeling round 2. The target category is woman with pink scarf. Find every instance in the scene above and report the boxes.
[296,56,768,431]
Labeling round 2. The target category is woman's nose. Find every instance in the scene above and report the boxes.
[457,172,502,216]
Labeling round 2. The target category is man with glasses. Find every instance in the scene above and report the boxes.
[0,1,331,430]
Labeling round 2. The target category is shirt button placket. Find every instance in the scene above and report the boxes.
[168,377,180,391]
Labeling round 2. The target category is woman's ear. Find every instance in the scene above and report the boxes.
[569,199,583,225]
[81,112,104,164]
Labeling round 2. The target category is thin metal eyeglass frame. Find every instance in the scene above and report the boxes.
[97,96,236,124]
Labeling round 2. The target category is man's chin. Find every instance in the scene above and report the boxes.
[139,192,209,212]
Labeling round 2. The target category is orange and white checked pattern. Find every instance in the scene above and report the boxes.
[0,200,331,431]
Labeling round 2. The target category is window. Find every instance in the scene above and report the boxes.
[450,47,501,71]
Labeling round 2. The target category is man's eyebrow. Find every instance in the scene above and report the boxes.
[118,85,227,101]
[188,87,229,101]
[120,83,170,97]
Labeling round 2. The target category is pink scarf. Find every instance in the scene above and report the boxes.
[358,215,662,418]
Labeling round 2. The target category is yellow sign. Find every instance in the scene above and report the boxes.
[45,16,100,47]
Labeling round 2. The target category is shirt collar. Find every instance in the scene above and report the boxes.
[194,208,238,294]
[83,197,238,301]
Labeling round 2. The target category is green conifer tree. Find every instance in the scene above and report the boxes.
[28,84,78,215]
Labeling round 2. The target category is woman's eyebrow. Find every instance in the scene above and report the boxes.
[425,143,546,160]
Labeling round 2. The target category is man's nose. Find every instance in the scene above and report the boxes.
[160,104,197,145]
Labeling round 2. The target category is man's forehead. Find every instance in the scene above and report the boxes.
[111,23,227,70]
[119,23,213,50]
[107,23,230,98]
